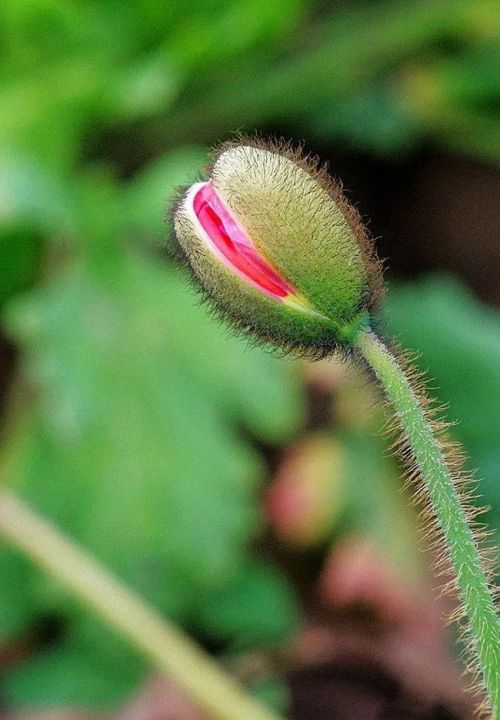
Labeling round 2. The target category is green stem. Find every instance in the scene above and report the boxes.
[355,329,500,717]
[0,489,283,720]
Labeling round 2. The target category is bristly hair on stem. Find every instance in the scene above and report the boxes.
[356,329,499,718]
[168,135,499,716]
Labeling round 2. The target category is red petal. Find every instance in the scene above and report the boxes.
[193,183,295,300]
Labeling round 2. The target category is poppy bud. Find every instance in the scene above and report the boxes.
[171,138,382,357]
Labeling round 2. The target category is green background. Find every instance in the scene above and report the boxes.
[0,0,499,713]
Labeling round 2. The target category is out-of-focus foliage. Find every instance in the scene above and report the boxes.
[0,251,303,703]
[0,0,499,712]
[384,276,500,537]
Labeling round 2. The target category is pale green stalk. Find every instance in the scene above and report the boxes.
[355,329,500,718]
[0,489,283,720]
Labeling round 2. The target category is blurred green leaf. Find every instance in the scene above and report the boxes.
[125,146,206,243]
[0,247,303,703]
[383,275,500,532]
[195,558,300,650]
[0,551,36,642]
[159,275,303,443]
[0,156,76,234]
[3,625,146,707]
[384,276,500,453]
[0,226,42,308]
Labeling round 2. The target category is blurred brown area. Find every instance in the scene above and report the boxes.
[309,149,500,308]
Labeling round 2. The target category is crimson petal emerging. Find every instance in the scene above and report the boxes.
[190,181,301,303]
[171,140,378,356]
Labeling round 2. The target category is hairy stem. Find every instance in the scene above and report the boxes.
[355,329,499,717]
[0,489,283,720]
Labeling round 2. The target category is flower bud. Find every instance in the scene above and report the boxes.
[265,434,345,547]
[171,138,382,357]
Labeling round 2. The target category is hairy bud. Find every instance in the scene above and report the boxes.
[170,138,382,357]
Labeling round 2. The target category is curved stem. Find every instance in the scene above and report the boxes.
[355,329,500,718]
[0,489,283,720]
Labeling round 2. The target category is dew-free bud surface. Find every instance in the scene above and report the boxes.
[172,139,382,357]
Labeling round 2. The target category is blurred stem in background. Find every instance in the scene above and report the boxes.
[0,488,283,720]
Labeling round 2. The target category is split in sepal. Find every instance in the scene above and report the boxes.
[170,137,383,358]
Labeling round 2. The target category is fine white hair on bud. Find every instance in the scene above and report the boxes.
[169,136,383,358]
